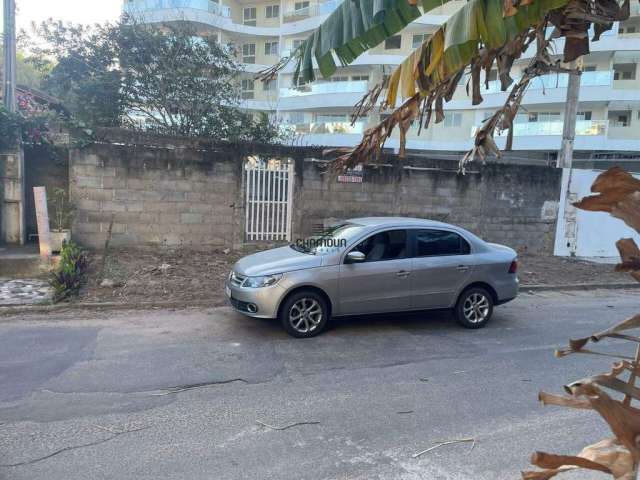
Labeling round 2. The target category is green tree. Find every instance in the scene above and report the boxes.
[24,19,282,142]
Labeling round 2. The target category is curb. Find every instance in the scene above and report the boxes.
[0,300,227,316]
[0,283,638,315]
[521,283,640,292]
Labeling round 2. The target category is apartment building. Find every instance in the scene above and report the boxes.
[124,0,640,156]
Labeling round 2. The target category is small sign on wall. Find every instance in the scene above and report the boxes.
[337,164,363,183]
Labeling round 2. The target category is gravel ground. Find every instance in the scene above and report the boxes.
[518,253,628,286]
[74,247,635,306]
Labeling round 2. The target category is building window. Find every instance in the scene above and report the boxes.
[614,63,636,80]
[351,75,369,82]
[442,112,462,127]
[292,39,304,50]
[288,112,305,124]
[243,7,256,26]
[331,76,349,82]
[316,114,347,123]
[294,1,310,12]
[577,111,592,121]
[242,43,256,64]
[265,4,279,18]
[263,79,276,91]
[609,111,631,127]
[264,41,279,56]
[241,79,255,99]
[412,34,426,49]
[385,35,402,50]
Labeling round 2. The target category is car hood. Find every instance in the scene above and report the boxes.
[233,246,322,276]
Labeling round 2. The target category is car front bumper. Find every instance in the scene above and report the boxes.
[225,280,285,319]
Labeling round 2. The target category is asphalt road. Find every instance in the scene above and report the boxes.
[1,289,638,480]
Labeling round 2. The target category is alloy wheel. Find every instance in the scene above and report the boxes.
[463,293,490,324]
[289,298,323,334]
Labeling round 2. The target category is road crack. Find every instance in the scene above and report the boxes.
[150,378,248,396]
[0,426,150,468]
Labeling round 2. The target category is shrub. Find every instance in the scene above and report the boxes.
[49,240,87,302]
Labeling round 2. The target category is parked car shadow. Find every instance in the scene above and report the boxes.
[327,309,458,335]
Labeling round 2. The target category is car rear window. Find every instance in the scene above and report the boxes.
[414,229,470,256]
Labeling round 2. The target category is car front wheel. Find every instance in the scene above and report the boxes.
[279,290,329,338]
[455,287,494,329]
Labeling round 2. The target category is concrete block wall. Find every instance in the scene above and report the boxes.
[69,142,242,249]
[67,131,562,254]
[293,159,562,254]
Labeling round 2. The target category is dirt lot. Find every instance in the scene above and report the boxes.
[76,247,634,306]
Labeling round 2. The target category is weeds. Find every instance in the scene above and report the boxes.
[49,240,87,302]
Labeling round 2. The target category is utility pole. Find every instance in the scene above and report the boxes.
[2,0,17,112]
[556,61,582,257]
[557,63,581,168]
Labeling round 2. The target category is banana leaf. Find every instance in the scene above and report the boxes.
[293,0,461,84]
[384,0,571,107]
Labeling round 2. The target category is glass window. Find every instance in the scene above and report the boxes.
[264,41,278,55]
[265,4,279,18]
[294,1,310,11]
[577,111,592,121]
[242,43,256,63]
[350,230,408,262]
[442,112,462,127]
[614,63,636,80]
[293,223,367,255]
[412,34,426,49]
[351,75,369,82]
[263,79,276,91]
[414,230,470,257]
[292,39,304,50]
[241,79,254,99]
[243,7,256,25]
[385,35,402,50]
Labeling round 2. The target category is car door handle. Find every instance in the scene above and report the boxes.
[396,270,411,278]
[456,265,470,272]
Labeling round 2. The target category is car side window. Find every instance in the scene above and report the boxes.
[414,229,470,257]
[349,230,408,262]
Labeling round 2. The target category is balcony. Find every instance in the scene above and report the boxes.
[471,120,608,137]
[283,0,341,22]
[483,71,612,94]
[280,80,369,98]
[123,0,231,17]
[293,122,366,134]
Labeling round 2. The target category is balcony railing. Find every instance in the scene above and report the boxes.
[280,80,369,97]
[283,0,341,20]
[483,70,613,93]
[123,0,231,18]
[471,120,608,137]
[292,122,365,134]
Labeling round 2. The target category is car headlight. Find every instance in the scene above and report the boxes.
[243,274,282,288]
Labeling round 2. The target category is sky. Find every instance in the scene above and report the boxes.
[14,0,122,32]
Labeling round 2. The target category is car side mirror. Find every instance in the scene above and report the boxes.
[345,251,366,263]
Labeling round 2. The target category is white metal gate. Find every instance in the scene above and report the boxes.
[244,159,294,241]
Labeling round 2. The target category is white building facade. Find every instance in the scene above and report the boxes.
[123,0,640,156]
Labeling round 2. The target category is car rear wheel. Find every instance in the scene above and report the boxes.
[455,287,493,329]
[279,290,329,338]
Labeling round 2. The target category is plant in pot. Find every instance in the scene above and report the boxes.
[49,188,75,253]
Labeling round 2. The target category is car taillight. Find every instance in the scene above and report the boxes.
[508,259,518,274]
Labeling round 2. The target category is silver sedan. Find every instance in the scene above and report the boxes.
[226,217,519,338]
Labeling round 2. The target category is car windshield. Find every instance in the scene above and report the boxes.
[290,223,365,255]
